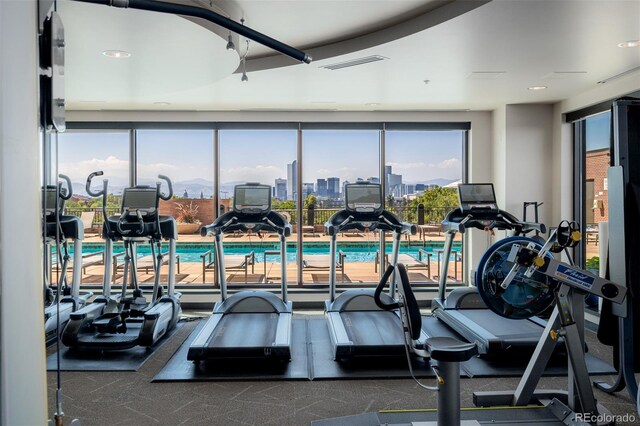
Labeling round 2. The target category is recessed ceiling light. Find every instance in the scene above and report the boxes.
[617,40,639,48]
[528,86,547,91]
[102,50,131,58]
[154,102,171,106]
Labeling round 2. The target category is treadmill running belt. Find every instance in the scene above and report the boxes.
[456,309,543,341]
[208,313,278,349]
[341,311,405,346]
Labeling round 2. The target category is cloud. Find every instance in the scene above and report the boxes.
[386,161,428,170]
[221,165,284,184]
[435,158,460,169]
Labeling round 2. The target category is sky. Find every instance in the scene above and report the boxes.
[58,128,464,193]
[585,111,610,152]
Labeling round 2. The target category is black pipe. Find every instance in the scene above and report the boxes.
[72,0,312,64]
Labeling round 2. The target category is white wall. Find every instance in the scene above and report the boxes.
[0,0,48,424]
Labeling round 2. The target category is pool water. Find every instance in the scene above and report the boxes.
[62,242,462,263]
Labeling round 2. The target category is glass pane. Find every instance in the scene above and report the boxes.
[57,131,130,283]
[137,129,215,285]
[219,129,298,285]
[385,130,465,284]
[302,130,381,285]
[583,111,610,292]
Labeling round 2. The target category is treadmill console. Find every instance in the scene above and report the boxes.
[345,182,383,214]
[458,183,498,214]
[233,183,271,215]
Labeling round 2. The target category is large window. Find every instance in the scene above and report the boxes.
[577,111,611,273]
[385,130,465,283]
[219,129,298,285]
[302,129,381,285]
[57,123,468,290]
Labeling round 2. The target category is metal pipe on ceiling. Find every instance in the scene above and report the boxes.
[72,0,312,64]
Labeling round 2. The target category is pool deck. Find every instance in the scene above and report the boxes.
[69,232,598,286]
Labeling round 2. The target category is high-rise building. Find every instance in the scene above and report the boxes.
[327,177,340,198]
[286,160,297,201]
[316,178,327,197]
[302,182,315,199]
[274,178,287,201]
[406,184,415,195]
[384,165,403,197]
[415,183,426,192]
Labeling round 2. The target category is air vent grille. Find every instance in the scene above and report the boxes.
[321,55,388,70]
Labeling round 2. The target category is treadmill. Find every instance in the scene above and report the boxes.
[431,183,550,355]
[188,183,292,362]
[324,181,424,360]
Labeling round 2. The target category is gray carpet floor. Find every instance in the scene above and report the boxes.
[46,312,640,426]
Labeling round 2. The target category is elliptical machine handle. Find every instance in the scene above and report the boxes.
[58,174,73,200]
[157,175,173,200]
[86,171,105,197]
[374,265,400,310]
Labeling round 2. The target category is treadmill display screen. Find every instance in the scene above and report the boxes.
[458,184,498,212]
[345,184,383,213]
[122,188,157,211]
[234,185,271,214]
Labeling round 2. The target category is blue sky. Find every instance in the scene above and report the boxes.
[585,111,610,152]
[59,129,464,189]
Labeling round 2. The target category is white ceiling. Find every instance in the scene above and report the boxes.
[62,0,640,112]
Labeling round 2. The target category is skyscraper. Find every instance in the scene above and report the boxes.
[316,178,327,197]
[274,178,287,201]
[286,160,297,201]
[302,182,315,199]
[327,177,340,198]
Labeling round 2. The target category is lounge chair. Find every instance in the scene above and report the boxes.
[303,252,346,282]
[80,211,99,234]
[114,251,181,275]
[374,249,432,279]
[52,251,106,275]
[200,250,255,284]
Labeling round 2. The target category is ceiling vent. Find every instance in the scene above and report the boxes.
[597,66,640,84]
[543,71,587,79]
[321,55,388,70]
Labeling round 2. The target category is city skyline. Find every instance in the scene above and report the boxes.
[57,129,464,198]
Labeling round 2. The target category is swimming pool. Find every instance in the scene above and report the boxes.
[72,242,463,263]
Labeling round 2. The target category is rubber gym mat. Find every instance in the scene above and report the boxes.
[46,322,184,372]
[460,346,616,377]
[307,317,434,380]
[152,318,310,382]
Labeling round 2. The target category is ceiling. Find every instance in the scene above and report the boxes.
[61,0,640,112]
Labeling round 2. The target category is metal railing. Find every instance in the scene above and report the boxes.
[63,205,455,229]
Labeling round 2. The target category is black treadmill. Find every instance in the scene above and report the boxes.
[187,183,292,362]
[431,183,550,355]
[324,182,424,360]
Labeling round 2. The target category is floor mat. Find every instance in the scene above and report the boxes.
[152,318,310,382]
[46,322,183,372]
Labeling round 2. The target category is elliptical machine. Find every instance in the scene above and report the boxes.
[43,174,93,343]
[62,172,181,350]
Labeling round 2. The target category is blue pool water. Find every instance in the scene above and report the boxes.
[65,242,462,263]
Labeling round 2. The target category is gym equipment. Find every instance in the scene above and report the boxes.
[375,263,479,426]
[594,98,640,404]
[62,172,181,350]
[188,183,292,362]
[473,222,626,423]
[432,183,550,354]
[42,174,92,342]
[324,181,425,360]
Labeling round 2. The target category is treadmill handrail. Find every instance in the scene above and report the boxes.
[442,208,546,235]
[200,211,291,237]
[325,209,416,236]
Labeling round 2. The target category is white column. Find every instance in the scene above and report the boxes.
[0,0,48,424]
